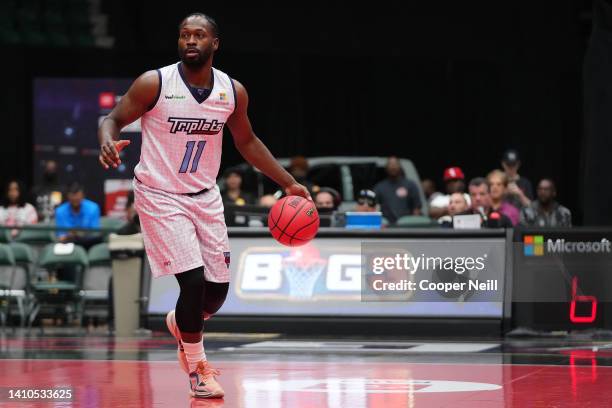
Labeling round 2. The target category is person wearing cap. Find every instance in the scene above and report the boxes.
[373,156,422,223]
[501,149,533,208]
[353,189,379,212]
[428,166,471,219]
[221,167,255,207]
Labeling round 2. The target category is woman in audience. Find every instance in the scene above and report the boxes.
[487,170,520,226]
[0,179,38,237]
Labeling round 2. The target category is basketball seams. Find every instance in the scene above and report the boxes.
[268,196,320,246]
[277,199,309,241]
[288,214,319,245]
[268,196,288,231]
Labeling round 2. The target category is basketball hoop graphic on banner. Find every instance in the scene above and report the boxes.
[282,244,327,300]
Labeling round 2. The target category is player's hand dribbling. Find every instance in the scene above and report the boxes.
[284,182,312,201]
[99,139,131,169]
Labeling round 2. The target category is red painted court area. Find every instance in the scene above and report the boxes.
[1,359,611,407]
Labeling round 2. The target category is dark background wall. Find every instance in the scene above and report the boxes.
[0,1,596,223]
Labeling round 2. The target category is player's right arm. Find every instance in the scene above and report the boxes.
[97,70,159,169]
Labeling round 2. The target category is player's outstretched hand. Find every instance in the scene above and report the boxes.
[99,139,131,169]
[285,182,312,201]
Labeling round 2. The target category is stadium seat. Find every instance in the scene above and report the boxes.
[29,243,88,330]
[9,242,36,326]
[100,217,124,242]
[15,226,55,245]
[395,215,437,228]
[0,229,11,243]
[7,243,35,327]
[0,244,17,328]
[15,225,56,261]
[81,243,112,322]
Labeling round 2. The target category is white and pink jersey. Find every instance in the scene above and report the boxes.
[134,62,236,194]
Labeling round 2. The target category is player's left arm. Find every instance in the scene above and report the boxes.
[227,80,311,199]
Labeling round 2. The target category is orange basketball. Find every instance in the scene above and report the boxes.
[268,195,319,246]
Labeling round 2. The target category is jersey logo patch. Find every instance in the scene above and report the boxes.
[167,117,225,135]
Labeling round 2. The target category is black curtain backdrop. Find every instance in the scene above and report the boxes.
[583,0,612,225]
[0,1,595,223]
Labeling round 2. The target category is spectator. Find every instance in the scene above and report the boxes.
[468,177,513,228]
[55,182,101,248]
[501,149,533,208]
[429,167,471,219]
[0,179,38,238]
[221,167,254,206]
[258,194,278,208]
[354,189,378,212]
[487,170,520,226]
[31,160,65,222]
[117,191,141,235]
[288,156,319,194]
[422,178,443,205]
[520,179,572,227]
[314,187,341,211]
[374,156,422,223]
[438,192,469,227]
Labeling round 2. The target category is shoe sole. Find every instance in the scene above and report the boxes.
[190,390,224,399]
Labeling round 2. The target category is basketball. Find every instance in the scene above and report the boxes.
[268,195,320,246]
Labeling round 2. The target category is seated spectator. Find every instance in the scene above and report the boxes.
[314,187,341,211]
[501,149,533,208]
[520,179,572,227]
[429,167,471,219]
[288,156,319,194]
[0,179,38,238]
[468,177,513,228]
[353,189,378,212]
[259,194,278,208]
[422,178,443,206]
[487,170,520,226]
[374,156,422,223]
[315,187,342,227]
[31,160,65,222]
[221,167,254,206]
[55,182,101,248]
[438,192,469,228]
[117,191,141,235]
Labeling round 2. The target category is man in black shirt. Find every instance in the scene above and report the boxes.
[374,156,422,223]
[468,177,513,228]
[520,179,572,227]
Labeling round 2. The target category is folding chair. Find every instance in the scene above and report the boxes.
[29,243,88,330]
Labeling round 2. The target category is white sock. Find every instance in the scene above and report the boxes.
[182,337,206,373]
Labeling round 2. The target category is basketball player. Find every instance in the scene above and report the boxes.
[97,13,310,399]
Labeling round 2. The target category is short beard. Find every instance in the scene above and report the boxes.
[179,47,213,68]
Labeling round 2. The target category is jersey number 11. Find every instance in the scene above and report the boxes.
[179,140,206,173]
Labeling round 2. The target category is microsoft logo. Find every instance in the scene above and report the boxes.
[524,235,544,256]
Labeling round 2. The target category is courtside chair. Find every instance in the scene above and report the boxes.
[29,243,88,331]
[81,243,112,324]
[0,243,16,329]
[15,224,56,261]
[9,242,36,327]
[100,217,124,242]
[0,228,12,243]
[395,215,438,228]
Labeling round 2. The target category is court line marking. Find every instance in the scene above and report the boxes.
[2,358,611,368]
